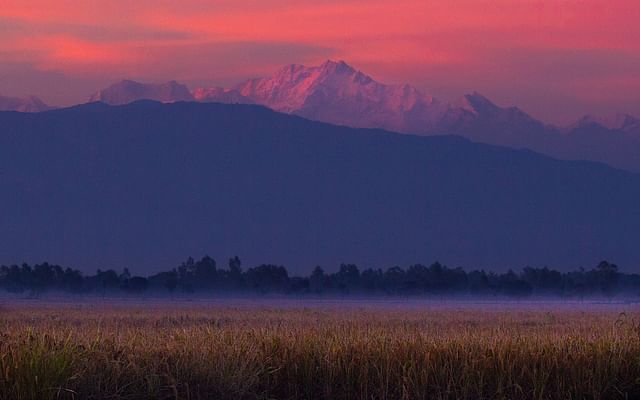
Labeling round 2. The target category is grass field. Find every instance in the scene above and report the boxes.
[0,300,639,399]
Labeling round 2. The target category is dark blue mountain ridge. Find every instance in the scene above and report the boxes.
[1,100,639,274]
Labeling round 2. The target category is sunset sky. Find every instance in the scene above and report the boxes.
[1,0,639,124]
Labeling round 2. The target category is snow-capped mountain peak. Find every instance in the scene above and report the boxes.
[192,87,254,104]
[227,60,450,132]
[317,59,359,77]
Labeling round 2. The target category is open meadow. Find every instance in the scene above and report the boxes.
[1,300,640,399]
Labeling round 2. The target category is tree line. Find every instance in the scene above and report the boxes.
[0,257,636,298]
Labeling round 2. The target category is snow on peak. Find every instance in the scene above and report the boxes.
[319,59,356,74]
[227,60,450,132]
[192,87,254,104]
[461,92,500,114]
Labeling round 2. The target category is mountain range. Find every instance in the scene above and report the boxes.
[0,94,52,113]
[74,60,640,172]
[1,100,639,273]
[573,114,640,136]
[88,80,194,105]
[2,60,639,172]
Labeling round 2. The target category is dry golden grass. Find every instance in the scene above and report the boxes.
[0,300,639,399]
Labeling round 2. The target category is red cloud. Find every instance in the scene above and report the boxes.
[1,0,639,123]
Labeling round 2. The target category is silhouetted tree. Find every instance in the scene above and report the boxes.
[336,264,360,294]
[361,268,384,292]
[596,261,619,298]
[245,264,288,294]
[128,276,149,294]
[384,266,406,294]
[500,270,533,298]
[2,265,24,293]
[309,266,325,294]
[405,264,429,293]
[467,270,491,295]
[164,269,178,295]
[228,256,243,289]
[522,266,563,295]
[62,267,84,293]
[193,256,217,289]
[1,259,638,299]
[95,269,120,296]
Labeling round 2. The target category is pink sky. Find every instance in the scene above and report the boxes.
[1,0,639,124]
